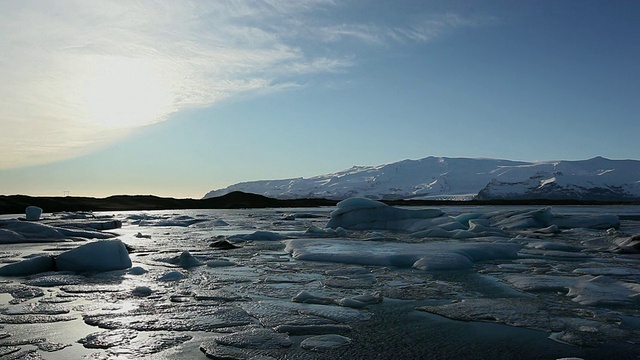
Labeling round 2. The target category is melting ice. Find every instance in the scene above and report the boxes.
[0,200,639,359]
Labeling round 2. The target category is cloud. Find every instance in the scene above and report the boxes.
[0,0,481,169]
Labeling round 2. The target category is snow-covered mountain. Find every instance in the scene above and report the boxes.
[203,156,640,201]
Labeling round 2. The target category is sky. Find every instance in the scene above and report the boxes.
[1,0,639,199]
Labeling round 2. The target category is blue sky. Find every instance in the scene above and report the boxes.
[1,1,638,198]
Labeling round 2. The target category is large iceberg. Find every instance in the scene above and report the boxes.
[326,199,620,236]
[285,239,521,271]
[0,240,132,276]
[326,198,444,231]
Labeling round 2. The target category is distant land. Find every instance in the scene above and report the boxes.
[205,156,640,202]
[1,191,638,216]
[0,192,336,215]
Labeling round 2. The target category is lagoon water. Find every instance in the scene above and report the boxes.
[1,205,640,359]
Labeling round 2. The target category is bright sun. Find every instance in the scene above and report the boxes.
[81,56,173,129]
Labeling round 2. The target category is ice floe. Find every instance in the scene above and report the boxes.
[285,239,521,271]
[300,334,352,351]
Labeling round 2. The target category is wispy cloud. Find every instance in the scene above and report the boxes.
[0,0,483,168]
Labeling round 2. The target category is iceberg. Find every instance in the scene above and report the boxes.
[0,219,116,244]
[285,239,521,271]
[326,198,618,238]
[0,240,132,276]
[55,240,132,273]
[25,206,43,221]
[327,198,443,231]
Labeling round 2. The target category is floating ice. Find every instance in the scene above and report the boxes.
[78,329,137,348]
[229,231,287,241]
[158,271,187,282]
[132,214,204,227]
[327,198,443,231]
[305,225,347,237]
[157,251,205,268]
[285,239,521,271]
[56,240,132,273]
[25,206,43,221]
[0,256,55,276]
[416,298,563,332]
[567,276,640,307]
[206,259,237,267]
[325,199,618,239]
[212,328,292,349]
[132,286,153,297]
[0,219,115,244]
[613,233,640,253]
[300,334,351,351]
[292,290,334,305]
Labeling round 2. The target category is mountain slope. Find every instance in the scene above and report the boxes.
[204,156,640,201]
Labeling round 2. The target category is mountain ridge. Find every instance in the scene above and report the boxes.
[204,156,640,201]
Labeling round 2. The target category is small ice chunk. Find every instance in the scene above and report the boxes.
[213,219,229,226]
[78,329,137,349]
[158,271,186,281]
[209,239,241,249]
[213,328,292,349]
[567,276,640,307]
[613,233,640,253]
[505,275,576,292]
[206,260,237,267]
[335,298,367,308]
[25,206,43,221]
[413,253,473,271]
[156,251,204,268]
[128,266,148,275]
[305,226,346,237]
[132,286,153,297]
[177,251,204,268]
[230,231,287,241]
[274,324,352,335]
[300,334,351,351]
[292,291,334,305]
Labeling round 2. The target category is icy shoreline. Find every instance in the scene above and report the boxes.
[1,203,640,359]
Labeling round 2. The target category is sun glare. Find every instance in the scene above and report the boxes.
[81,56,174,129]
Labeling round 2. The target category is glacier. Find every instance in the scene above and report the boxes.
[204,156,640,201]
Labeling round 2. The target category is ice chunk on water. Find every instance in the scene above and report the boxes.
[0,256,55,276]
[56,240,132,273]
[327,198,443,230]
[157,251,205,268]
[229,231,287,241]
[158,271,187,281]
[567,276,640,307]
[212,328,292,349]
[0,219,115,243]
[285,239,521,271]
[25,206,43,221]
[300,334,351,351]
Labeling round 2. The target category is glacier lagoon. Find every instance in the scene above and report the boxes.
[1,202,639,359]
